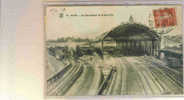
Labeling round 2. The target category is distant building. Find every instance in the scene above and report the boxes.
[129,15,134,24]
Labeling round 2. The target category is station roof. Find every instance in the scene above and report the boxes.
[103,23,160,41]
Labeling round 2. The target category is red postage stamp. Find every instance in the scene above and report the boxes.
[153,8,177,28]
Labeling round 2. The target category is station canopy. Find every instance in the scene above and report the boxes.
[103,23,160,41]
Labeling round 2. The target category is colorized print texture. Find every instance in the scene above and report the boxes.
[45,5,183,96]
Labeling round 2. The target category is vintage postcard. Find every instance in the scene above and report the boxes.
[44,5,183,96]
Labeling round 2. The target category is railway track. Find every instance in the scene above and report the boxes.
[47,54,70,80]
[98,67,115,95]
[65,64,101,96]
[134,57,166,94]
[47,63,83,96]
[47,64,73,92]
[125,57,157,95]
[97,58,126,95]
[46,53,183,96]
[103,67,123,95]
[142,56,183,84]
[137,56,183,94]
[109,64,123,95]
[119,58,127,95]
[121,58,146,95]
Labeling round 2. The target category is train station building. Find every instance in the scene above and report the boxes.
[101,18,161,56]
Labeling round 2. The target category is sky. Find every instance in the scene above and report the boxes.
[45,5,182,40]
